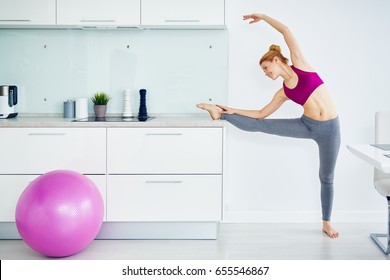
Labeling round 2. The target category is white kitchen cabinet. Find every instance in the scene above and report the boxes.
[107,127,223,174]
[57,0,141,27]
[0,175,37,222]
[106,127,224,225]
[0,124,224,239]
[0,175,107,222]
[141,0,225,28]
[107,175,221,221]
[0,128,106,174]
[0,0,56,25]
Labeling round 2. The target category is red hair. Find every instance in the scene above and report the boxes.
[260,44,289,65]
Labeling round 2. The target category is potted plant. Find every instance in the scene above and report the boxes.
[91,91,111,118]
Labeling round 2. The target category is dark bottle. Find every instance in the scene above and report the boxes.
[138,88,148,121]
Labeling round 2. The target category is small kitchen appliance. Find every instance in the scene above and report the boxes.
[0,85,18,119]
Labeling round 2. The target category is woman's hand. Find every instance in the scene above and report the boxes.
[243,13,264,24]
[216,104,236,114]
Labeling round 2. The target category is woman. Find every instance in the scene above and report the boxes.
[197,13,340,238]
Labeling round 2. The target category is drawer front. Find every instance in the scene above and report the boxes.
[107,128,223,174]
[0,175,107,222]
[107,175,222,221]
[0,128,106,174]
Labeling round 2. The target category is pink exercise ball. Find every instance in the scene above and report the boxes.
[15,170,104,257]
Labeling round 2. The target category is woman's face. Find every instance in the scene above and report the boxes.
[260,57,279,80]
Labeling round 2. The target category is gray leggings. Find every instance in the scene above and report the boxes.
[221,114,341,221]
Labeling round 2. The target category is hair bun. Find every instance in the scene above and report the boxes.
[260,44,289,65]
[269,44,281,53]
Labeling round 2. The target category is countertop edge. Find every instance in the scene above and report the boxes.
[0,115,227,128]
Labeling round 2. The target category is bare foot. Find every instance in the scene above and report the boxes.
[196,103,223,120]
[322,221,339,238]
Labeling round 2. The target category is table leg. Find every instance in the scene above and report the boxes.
[370,196,390,254]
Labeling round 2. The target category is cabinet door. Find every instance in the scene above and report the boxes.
[0,128,106,174]
[0,175,107,222]
[107,128,223,174]
[141,0,224,27]
[0,0,56,25]
[107,175,222,221]
[0,175,37,222]
[57,0,141,26]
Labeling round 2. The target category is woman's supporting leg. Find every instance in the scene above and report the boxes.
[317,137,340,222]
[222,113,341,238]
[314,118,341,238]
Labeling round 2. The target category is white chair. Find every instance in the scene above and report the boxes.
[372,111,390,254]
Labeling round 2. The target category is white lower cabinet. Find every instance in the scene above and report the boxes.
[106,127,224,225]
[0,125,224,239]
[0,127,107,227]
[107,127,223,174]
[0,175,107,222]
[0,128,106,174]
[0,175,37,222]
[107,175,222,221]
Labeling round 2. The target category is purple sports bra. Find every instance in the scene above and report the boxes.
[283,65,324,106]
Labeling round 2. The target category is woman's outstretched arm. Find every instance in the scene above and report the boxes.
[218,88,288,119]
[243,13,311,70]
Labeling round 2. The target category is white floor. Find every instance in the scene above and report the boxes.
[1,223,389,260]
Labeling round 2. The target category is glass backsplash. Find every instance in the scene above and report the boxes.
[0,29,228,115]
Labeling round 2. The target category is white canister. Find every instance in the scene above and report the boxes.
[75,97,89,119]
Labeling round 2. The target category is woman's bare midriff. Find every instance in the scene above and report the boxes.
[302,85,338,121]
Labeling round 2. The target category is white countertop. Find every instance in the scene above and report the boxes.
[0,114,226,128]
[347,144,390,173]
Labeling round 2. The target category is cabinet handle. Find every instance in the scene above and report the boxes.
[145,181,183,184]
[145,133,183,136]
[80,19,117,23]
[28,133,67,136]
[164,19,200,23]
[0,19,31,22]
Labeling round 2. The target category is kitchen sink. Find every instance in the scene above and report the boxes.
[72,116,155,122]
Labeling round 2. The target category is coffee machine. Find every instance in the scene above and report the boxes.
[0,85,18,119]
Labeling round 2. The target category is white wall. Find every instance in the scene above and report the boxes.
[223,0,390,223]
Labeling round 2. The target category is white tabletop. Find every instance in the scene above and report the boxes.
[347,144,390,173]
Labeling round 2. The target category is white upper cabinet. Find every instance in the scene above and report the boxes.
[57,0,141,27]
[0,0,225,29]
[0,0,56,25]
[141,0,225,28]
